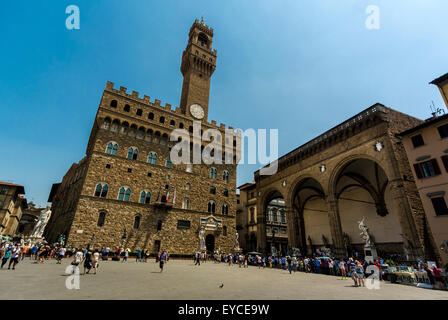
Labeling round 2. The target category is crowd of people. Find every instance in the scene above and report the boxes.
[2,241,446,290]
[197,250,447,290]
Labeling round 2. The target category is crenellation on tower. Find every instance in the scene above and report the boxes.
[103,80,240,132]
[106,81,114,90]
[190,18,214,37]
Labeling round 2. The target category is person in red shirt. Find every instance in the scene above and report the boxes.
[374,260,382,280]
[432,266,445,290]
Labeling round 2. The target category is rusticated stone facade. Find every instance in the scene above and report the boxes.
[45,19,237,254]
[0,181,27,237]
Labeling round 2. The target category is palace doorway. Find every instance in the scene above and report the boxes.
[206,234,215,252]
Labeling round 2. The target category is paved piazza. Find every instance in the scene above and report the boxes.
[0,258,447,300]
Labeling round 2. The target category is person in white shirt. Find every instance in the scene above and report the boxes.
[8,246,21,270]
[57,247,66,264]
[70,248,84,274]
[92,249,101,274]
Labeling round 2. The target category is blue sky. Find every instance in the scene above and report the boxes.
[1,1,447,205]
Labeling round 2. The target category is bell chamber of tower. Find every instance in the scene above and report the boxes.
[180,18,217,122]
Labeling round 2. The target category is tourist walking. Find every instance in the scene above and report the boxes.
[1,246,12,268]
[354,261,365,287]
[122,249,128,262]
[340,260,348,280]
[21,245,29,261]
[30,244,38,260]
[71,248,83,274]
[56,246,66,264]
[8,246,21,270]
[194,251,201,266]
[83,250,93,275]
[160,251,167,272]
[287,256,292,274]
[92,249,100,274]
[432,265,445,290]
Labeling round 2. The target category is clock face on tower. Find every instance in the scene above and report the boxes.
[190,103,205,119]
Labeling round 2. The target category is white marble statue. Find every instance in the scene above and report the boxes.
[233,231,240,250]
[358,217,373,248]
[199,227,205,251]
[31,207,52,239]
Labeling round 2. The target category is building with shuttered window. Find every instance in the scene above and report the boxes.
[399,72,448,264]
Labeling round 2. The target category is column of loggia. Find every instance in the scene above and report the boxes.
[388,179,425,261]
[256,199,267,254]
[326,194,346,258]
[286,207,298,253]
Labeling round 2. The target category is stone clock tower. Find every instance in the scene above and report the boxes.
[180,18,217,122]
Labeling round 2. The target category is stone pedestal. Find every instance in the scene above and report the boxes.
[364,246,378,263]
[232,247,242,254]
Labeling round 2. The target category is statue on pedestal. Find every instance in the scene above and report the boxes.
[198,227,205,251]
[358,217,373,248]
[31,207,52,240]
[358,217,377,262]
[233,231,241,251]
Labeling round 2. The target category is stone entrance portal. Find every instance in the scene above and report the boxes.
[206,234,215,252]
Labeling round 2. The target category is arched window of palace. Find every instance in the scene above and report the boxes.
[118,187,131,201]
[222,170,229,182]
[166,157,172,168]
[127,147,138,160]
[94,183,108,198]
[222,203,229,215]
[140,190,151,204]
[148,152,157,165]
[106,142,118,155]
[208,200,216,214]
